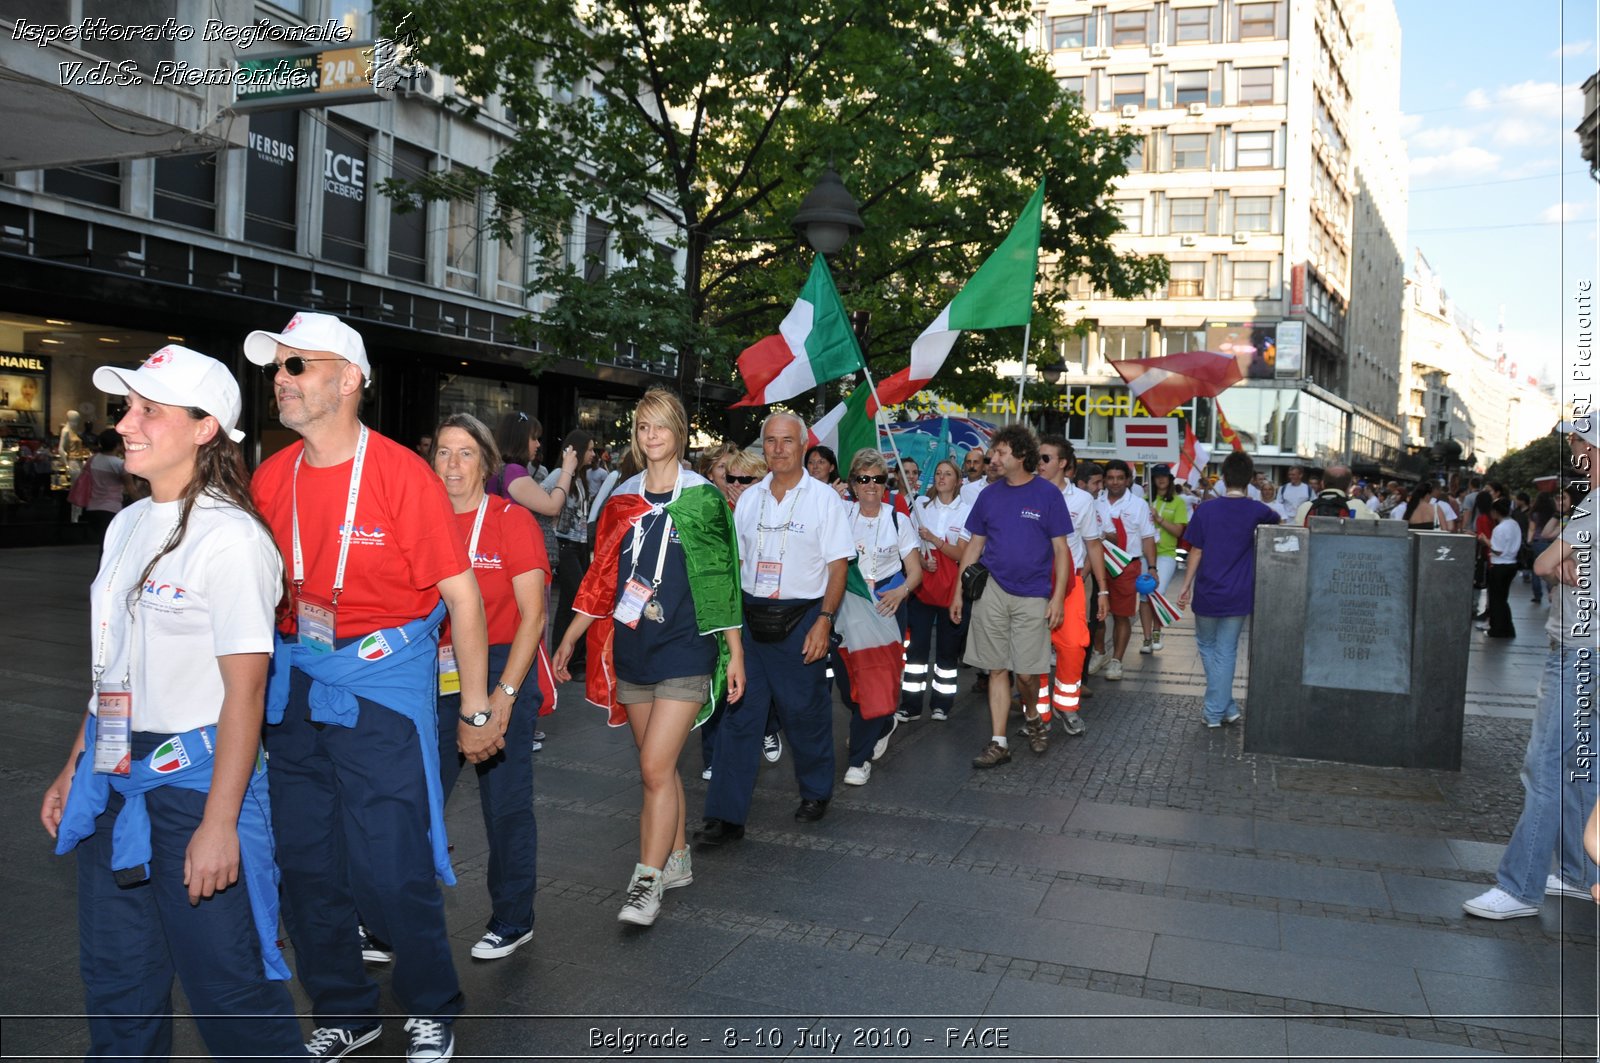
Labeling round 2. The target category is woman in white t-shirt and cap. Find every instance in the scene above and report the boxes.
[38,345,304,1061]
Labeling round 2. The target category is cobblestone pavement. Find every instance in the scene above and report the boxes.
[2,547,1594,1062]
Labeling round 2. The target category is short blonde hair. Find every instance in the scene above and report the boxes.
[727,449,768,478]
[697,441,740,478]
[628,387,688,470]
[849,447,888,479]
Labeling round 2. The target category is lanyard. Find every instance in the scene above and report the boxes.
[626,471,682,589]
[467,495,489,561]
[852,504,889,582]
[756,479,802,563]
[291,425,369,604]
[92,506,176,689]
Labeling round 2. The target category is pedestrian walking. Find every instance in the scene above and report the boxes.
[1033,436,1106,736]
[899,459,971,722]
[1477,497,1520,638]
[1087,459,1156,681]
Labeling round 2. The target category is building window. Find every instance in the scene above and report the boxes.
[583,216,611,283]
[44,163,121,209]
[1115,199,1144,234]
[1235,129,1275,169]
[1050,14,1092,49]
[1233,196,1273,232]
[1110,10,1150,46]
[1124,135,1148,172]
[387,142,430,282]
[1173,7,1211,43]
[446,181,481,293]
[1168,261,1205,298]
[1174,70,1209,106]
[1171,132,1209,170]
[1169,197,1207,233]
[243,110,297,250]
[1233,260,1272,298]
[1238,67,1275,105]
[321,119,369,267]
[1235,1,1281,40]
[327,0,373,40]
[1058,75,1086,103]
[497,221,527,304]
[153,155,217,231]
[1111,73,1146,109]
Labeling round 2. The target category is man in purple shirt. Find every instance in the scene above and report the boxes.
[1174,451,1280,728]
[951,425,1071,767]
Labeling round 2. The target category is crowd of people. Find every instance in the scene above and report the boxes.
[33,309,1596,1063]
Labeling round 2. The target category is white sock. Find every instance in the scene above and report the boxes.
[992,735,1009,748]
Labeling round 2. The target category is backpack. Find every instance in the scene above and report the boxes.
[1304,490,1352,524]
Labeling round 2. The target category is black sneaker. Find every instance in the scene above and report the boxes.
[403,1017,454,1062]
[357,924,393,965]
[306,1023,381,1061]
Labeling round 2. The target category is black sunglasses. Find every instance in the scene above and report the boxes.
[262,356,344,376]
[727,474,759,485]
[854,474,888,485]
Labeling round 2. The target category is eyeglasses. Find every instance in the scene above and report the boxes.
[262,356,344,376]
[854,474,888,485]
[727,475,759,485]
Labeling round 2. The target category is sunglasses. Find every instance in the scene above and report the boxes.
[262,356,344,376]
[727,475,759,485]
[854,474,888,485]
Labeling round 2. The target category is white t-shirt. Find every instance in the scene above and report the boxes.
[1060,480,1102,572]
[1097,491,1156,549]
[735,473,853,599]
[1489,519,1522,564]
[959,477,989,510]
[1246,483,1262,502]
[847,503,919,584]
[89,495,284,734]
[1279,482,1313,509]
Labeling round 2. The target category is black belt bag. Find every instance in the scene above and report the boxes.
[960,561,991,602]
[744,600,816,643]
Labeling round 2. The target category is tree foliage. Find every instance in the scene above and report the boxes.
[1485,432,1568,497]
[375,0,1166,423]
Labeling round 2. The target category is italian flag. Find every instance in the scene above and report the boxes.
[1102,540,1135,579]
[835,562,905,719]
[733,256,864,407]
[808,377,880,464]
[875,181,1045,407]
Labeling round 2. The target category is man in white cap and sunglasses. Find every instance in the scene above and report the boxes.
[245,312,490,1062]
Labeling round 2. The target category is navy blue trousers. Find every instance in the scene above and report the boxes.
[437,642,540,937]
[76,734,305,1062]
[705,598,833,825]
[266,668,463,1028]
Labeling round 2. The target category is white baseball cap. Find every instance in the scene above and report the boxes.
[94,345,245,444]
[1558,418,1599,448]
[243,311,371,386]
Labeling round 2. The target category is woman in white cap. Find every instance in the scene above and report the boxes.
[38,345,305,1061]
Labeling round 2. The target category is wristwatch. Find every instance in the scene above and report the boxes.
[459,709,491,727]
[819,610,837,625]
[497,681,518,697]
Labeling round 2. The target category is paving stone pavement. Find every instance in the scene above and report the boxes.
[1,547,1594,1062]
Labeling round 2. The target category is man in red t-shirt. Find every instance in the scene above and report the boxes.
[246,312,489,1063]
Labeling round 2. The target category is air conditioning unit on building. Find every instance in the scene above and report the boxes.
[1150,42,1166,55]
[1232,231,1250,244]
[1082,47,1099,61]
[396,68,445,102]
[1187,102,1207,116]
[1120,103,1139,118]
[1180,234,1198,246]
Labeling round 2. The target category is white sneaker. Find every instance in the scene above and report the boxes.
[470,926,532,959]
[762,732,782,763]
[663,848,693,890]
[1462,886,1539,920]
[931,707,948,721]
[1139,638,1154,655]
[403,1018,454,1063]
[844,763,872,785]
[872,716,898,761]
[618,867,663,926]
[1151,633,1164,651]
[1104,658,1123,681]
[307,1024,382,1061]
[1546,873,1590,900]
[1086,650,1109,675]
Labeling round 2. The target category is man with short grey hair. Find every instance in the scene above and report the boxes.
[1293,464,1378,524]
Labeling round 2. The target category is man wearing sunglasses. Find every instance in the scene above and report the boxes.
[246,311,485,1063]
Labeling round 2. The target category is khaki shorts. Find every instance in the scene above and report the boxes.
[963,581,1052,675]
[616,674,711,705]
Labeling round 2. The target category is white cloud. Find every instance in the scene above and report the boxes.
[1398,112,1423,135]
[1539,201,1593,223]
[1490,80,1581,120]
[1409,145,1501,178]
[1463,88,1492,111]
[1553,40,1594,59]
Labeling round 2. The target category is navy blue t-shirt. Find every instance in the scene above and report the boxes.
[613,490,717,683]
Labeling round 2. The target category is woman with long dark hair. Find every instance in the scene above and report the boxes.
[1402,482,1457,531]
[39,346,304,1061]
[550,429,597,666]
[1527,492,1558,605]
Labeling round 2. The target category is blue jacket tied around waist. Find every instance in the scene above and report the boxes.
[55,716,291,981]
[265,601,455,885]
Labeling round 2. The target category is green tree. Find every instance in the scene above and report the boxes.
[1486,433,1568,497]
[375,0,1166,427]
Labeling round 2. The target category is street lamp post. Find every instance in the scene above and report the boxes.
[792,168,865,419]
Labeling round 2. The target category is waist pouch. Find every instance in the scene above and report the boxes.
[745,600,815,643]
[961,561,991,602]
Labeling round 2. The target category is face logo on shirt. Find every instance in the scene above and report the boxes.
[142,580,186,601]
[139,579,189,616]
[149,736,191,774]
[357,632,393,660]
[338,522,386,545]
[472,551,504,570]
[1020,507,1043,521]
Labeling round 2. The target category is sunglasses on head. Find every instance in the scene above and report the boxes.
[854,474,888,485]
[726,474,759,485]
[262,356,344,376]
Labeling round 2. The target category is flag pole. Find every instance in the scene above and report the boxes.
[858,362,922,528]
[1013,322,1033,426]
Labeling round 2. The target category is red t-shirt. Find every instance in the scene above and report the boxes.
[251,429,469,637]
[456,498,549,645]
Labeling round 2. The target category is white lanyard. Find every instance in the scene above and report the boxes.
[467,495,489,561]
[291,425,369,604]
[756,480,802,563]
[626,472,682,589]
[853,505,888,582]
[92,506,177,688]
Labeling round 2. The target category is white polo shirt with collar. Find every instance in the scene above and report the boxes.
[734,471,854,599]
[1060,479,1102,572]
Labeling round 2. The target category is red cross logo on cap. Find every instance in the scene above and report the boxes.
[284,314,302,332]
[144,347,174,369]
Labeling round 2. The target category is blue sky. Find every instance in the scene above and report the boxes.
[1394,0,1597,383]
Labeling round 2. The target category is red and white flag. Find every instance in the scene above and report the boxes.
[1175,421,1211,489]
[1111,350,1244,418]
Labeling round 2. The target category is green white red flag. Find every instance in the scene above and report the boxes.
[733,256,864,407]
[835,562,906,719]
[1102,540,1135,579]
[808,378,880,463]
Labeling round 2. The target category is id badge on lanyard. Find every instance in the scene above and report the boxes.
[438,640,461,695]
[295,592,337,653]
[291,426,368,654]
[754,560,782,598]
[614,578,655,628]
[93,686,132,776]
